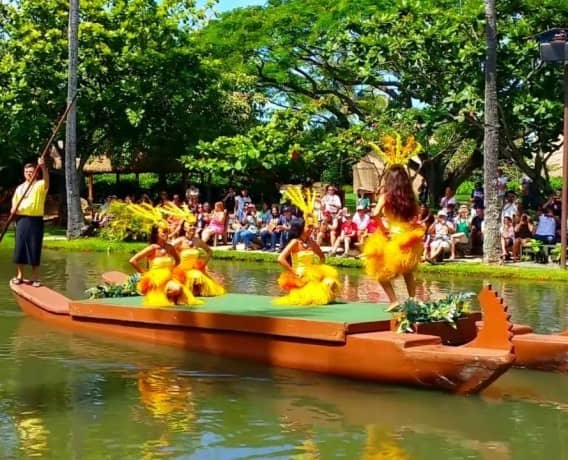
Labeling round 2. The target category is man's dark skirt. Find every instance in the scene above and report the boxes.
[13,216,44,266]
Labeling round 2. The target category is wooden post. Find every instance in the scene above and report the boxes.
[88,174,94,204]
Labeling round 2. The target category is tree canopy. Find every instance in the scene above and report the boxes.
[2,0,568,201]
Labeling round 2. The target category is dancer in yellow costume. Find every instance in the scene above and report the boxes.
[127,204,202,307]
[362,134,424,311]
[273,187,339,306]
[171,219,226,297]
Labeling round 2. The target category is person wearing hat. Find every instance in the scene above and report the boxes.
[353,205,370,242]
[426,209,454,262]
[329,212,358,257]
[321,184,342,215]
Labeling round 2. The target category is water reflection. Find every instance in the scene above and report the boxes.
[1,249,568,458]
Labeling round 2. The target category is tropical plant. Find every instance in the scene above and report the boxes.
[84,273,140,299]
[97,200,151,242]
[394,292,475,333]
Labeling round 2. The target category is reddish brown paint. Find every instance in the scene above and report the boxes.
[9,281,516,394]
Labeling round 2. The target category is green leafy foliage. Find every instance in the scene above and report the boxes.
[97,200,151,242]
[84,273,140,299]
[394,292,474,333]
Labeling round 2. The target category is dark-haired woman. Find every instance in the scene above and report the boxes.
[273,219,339,306]
[362,165,424,311]
[171,220,225,297]
[129,222,201,307]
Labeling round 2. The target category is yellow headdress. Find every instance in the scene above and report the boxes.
[159,202,197,226]
[127,202,168,229]
[369,133,422,167]
[282,186,317,226]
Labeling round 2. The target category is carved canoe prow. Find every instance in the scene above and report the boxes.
[465,284,513,352]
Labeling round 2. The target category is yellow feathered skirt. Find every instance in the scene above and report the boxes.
[362,225,424,282]
[138,267,203,307]
[173,262,226,297]
[273,264,340,306]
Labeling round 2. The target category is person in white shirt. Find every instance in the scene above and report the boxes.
[501,191,518,223]
[321,185,342,215]
[352,206,370,241]
[497,168,508,200]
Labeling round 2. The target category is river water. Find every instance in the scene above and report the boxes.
[1,247,567,459]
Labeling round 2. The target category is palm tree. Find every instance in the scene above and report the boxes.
[483,0,500,263]
[65,0,83,238]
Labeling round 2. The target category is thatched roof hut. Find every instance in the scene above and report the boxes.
[352,152,424,198]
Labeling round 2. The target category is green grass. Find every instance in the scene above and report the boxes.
[4,225,566,282]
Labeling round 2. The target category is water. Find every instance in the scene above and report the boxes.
[1,247,568,459]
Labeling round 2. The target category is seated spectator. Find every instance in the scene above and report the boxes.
[449,205,471,260]
[512,213,534,261]
[316,211,337,247]
[260,206,281,251]
[427,210,454,261]
[230,209,258,250]
[470,207,485,255]
[533,207,557,244]
[352,205,370,242]
[201,201,226,244]
[469,182,484,216]
[500,216,515,259]
[445,202,457,225]
[329,213,358,257]
[418,204,434,230]
[275,206,294,251]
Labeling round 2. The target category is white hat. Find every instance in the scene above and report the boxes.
[437,210,447,217]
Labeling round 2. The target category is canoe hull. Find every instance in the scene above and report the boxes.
[10,282,515,394]
[475,322,568,372]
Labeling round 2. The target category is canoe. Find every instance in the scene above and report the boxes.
[102,271,568,372]
[9,275,515,394]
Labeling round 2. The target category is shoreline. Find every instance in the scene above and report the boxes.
[32,233,568,282]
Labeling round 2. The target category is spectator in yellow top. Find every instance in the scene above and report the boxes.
[11,158,49,287]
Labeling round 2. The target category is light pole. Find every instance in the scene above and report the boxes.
[538,29,568,268]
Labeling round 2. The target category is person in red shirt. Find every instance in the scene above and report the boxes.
[329,213,358,257]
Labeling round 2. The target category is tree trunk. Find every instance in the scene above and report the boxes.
[483,0,500,263]
[65,0,83,238]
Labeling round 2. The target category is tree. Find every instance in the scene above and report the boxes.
[483,0,500,263]
[0,0,255,194]
[201,0,568,201]
[65,0,83,238]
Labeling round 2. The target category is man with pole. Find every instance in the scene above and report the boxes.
[10,157,50,287]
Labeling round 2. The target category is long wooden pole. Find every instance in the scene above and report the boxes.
[0,95,78,243]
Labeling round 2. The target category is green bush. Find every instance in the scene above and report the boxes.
[98,201,152,242]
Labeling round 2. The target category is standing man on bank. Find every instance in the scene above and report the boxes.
[11,157,49,287]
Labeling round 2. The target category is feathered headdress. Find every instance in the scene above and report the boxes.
[159,202,197,225]
[282,186,317,226]
[369,133,422,167]
[127,202,169,229]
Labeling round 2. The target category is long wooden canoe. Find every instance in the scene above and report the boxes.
[9,276,515,394]
[102,271,568,373]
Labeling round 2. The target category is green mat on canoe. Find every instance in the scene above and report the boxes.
[82,293,392,323]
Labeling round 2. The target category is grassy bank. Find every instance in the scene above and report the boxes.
[21,229,568,282]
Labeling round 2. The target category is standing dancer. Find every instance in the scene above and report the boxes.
[362,134,424,311]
